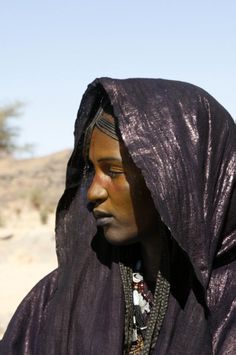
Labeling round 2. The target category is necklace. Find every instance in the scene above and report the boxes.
[132,262,153,338]
[119,251,170,355]
[129,262,153,354]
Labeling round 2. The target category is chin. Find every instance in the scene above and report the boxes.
[103,227,139,246]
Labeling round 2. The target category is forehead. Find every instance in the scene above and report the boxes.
[89,127,121,161]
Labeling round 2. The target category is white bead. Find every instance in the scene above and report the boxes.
[133,272,143,283]
[133,290,140,305]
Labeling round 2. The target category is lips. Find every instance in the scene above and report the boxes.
[93,210,113,227]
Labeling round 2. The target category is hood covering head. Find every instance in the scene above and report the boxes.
[58,78,236,286]
[21,78,235,354]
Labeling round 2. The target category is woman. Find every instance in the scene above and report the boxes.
[1,78,235,354]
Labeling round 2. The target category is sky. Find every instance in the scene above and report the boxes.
[1,0,236,158]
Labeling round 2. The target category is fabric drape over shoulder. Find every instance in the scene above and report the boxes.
[1,78,236,354]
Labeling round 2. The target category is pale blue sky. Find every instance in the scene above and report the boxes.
[1,0,236,157]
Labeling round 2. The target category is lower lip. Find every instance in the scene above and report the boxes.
[96,217,113,227]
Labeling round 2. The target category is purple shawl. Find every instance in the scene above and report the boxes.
[1,78,236,354]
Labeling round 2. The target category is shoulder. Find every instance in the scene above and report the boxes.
[0,269,59,355]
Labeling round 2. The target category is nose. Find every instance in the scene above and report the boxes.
[87,175,108,204]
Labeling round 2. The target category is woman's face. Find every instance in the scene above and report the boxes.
[87,113,160,246]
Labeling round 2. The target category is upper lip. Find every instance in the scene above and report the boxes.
[93,210,113,219]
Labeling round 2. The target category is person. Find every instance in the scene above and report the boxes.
[0,78,235,354]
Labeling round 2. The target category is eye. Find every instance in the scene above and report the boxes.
[107,169,124,178]
[104,164,124,179]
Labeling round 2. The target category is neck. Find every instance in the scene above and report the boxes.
[140,235,163,288]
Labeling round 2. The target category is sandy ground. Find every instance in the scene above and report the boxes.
[0,210,58,339]
[0,151,70,339]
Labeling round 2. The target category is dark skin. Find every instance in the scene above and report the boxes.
[87,113,164,286]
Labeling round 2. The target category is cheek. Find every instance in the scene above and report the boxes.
[110,182,136,217]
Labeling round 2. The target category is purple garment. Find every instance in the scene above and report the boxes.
[1,78,236,354]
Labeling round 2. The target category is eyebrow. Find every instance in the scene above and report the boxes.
[87,156,123,165]
[97,157,122,163]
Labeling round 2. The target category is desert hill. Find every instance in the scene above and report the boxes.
[0,149,71,338]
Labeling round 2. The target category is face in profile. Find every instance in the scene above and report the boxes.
[87,112,160,246]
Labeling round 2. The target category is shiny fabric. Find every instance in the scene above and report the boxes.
[1,78,236,354]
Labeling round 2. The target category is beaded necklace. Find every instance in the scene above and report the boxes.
[119,248,170,355]
[129,261,153,354]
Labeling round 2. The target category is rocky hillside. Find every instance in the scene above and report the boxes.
[0,150,71,338]
[0,149,71,219]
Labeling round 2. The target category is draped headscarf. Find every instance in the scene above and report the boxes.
[1,78,236,354]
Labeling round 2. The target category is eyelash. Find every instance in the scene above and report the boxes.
[86,163,123,179]
[107,169,123,178]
